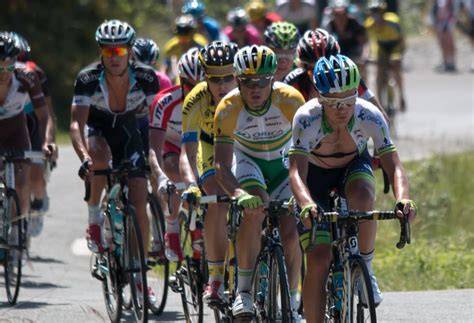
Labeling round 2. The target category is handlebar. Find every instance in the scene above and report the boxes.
[307,210,410,252]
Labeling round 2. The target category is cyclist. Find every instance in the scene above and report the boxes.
[69,19,159,300]
[275,0,318,35]
[364,0,407,111]
[263,21,300,81]
[322,0,368,79]
[245,0,283,38]
[288,54,417,322]
[9,31,58,236]
[0,32,52,243]
[284,28,388,121]
[223,7,262,48]
[163,14,207,81]
[182,0,224,42]
[214,45,305,321]
[148,47,204,261]
[180,41,238,305]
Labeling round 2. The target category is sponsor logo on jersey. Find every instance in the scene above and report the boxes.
[357,110,383,127]
[236,129,284,140]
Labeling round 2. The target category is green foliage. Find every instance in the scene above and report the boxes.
[373,152,474,291]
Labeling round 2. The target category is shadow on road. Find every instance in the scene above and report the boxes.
[28,255,66,265]
[154,310,187,321]
[0,301,68,310]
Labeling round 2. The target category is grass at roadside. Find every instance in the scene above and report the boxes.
[373,152,474,291]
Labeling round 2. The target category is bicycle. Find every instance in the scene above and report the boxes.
[0,150,44,305]
[86,160,149,322]
[167,182,208,323]
[307,190,410,323]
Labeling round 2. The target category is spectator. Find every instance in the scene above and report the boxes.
[223,7,262,47]
[276,0,318,34]
[432,0,459,72]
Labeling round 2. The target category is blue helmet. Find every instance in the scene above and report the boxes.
[313,55,360,94]
[182,0,205,19]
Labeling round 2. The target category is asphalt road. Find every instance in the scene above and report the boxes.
[0,35,473,322]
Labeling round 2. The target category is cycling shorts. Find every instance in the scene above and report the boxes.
[26,112,45,165]
[373,40,403,62]
[232,147,292,201]
[0,112,31,152]
[137,115,149,156]
[297,149,375,250]
[87,108,147,178]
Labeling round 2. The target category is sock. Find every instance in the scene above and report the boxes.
[237,267,253,294]
[208,260,225,284]
[290,289,299,312]
[165,217,180,234]
[88,204,102,225]
[361,249,374,274]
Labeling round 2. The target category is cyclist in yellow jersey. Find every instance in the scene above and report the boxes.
[180,41,239,305]
[364,0,407,111]
[214,45,305,321]
[163,15,208,81]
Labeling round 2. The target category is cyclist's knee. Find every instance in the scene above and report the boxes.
[163,154,181,182]
[306,245,332,273]
[87,137,111,169]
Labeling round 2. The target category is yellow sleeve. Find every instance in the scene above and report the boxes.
[214,94,241,145]
[275,85,306,123]
[193,33,209,47]
[164,37,180,58]
[182,81,208,143]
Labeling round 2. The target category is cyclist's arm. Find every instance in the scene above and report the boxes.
[288,153,315,209]
[69,104,90,162]
[149,128,167,174]
[214,141,242,198]
[379,151,410,201]
[179,141,199,186]
[26,70,50,153]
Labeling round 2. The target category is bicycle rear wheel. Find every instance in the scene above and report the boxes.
[147,193,169,315]
[177,260,204,323]
[124,206,148,323]
[4,189,23,305]
[269,246,291,323]
[101,211,123,322]
[349,256,376,323]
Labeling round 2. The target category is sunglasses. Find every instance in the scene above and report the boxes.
[239,76,273,89]
[207,74,235,84]
[0,64,15,73]
[318,93,357,109]
[101,47,128,58]
[276,53,295,60]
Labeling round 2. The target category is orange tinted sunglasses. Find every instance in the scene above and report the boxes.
[101,47,128,58]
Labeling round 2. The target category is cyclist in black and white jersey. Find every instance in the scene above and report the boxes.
[69,19,160,302]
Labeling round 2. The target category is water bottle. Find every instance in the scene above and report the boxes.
[333,269,344,311]
[112,208,123,245]
[257,261,269,302]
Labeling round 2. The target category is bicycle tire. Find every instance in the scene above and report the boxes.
[178,260,204,323]
[3,189,23,305]
[147,193,169,315]
[269,246,291,323]
[124,205,149,323]
[298,247,305,315]
[101,210,123,322]
[349,256,376,323]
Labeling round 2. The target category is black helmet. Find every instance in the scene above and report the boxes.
[297,28,340,66]
[227,7,249,28]
[0,32,20,61]
[95,19,136,46]
[132,37,160,65]
[198,41,239,69]
[175,15,197,36]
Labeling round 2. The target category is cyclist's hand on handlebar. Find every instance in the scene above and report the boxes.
[157,173,171,195]
[78,158,92,180]
[395,199,417,224]
[181,183,201,207]
[236,191,263,209]
[299,203,320,229]
[46,143,59,161]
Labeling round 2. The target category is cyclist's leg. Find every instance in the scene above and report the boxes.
[389,56,406,112]
[27,112,47,210]
[162,143,182,227]
[129,176,150,257]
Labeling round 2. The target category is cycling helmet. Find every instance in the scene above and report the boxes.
[227,7,249,28]
[367,0,386,11]
[182,0,205,19]
[198,41,239,70]
[328,0,350,8]
[8,32,30,62]
[264,22,300,50]
[297,28,340,65]
[313,54,360,94]
[95,19,135,46]
[175,15,197,36]
[178,47,204,82]
[132,37,160,65]
[0,32,20,61]
[245,1,267,21]
[234,45,277,76]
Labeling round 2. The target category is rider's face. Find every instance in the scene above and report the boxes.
[238,74,274,109]
[0,59,15,85]
[206,71,237,103]
[100,45,129,76]
[320,90,356,127]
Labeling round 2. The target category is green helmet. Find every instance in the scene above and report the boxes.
[234,45,277,76]
[264,22,300,50]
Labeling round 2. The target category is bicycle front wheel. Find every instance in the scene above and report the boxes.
[147,193,169,315]
[349,256,376,323]
[4,190,23,305]
[269,246,291,323]
[124,206,149,323]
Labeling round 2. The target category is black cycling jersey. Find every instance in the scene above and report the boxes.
[324,17,367,60]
